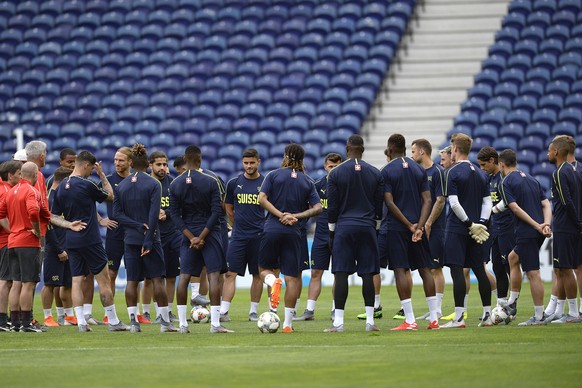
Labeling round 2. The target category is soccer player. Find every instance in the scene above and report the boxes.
[168,145,231,334]
[52,151,129,332]
[382,134,438,330]
[46,148,76,188]
[222,148,266,321]
[0,162,50,332]
[100,147,131,307]
[546,138,582,323]
[496,149,552,325]
[0,161,21,331]
[441,133,493,328]
[325,135,383,332]
[113,144,177,333]
[41,167,77,327]
[411,139,446,321]
[258,143,322,333]
[173,156,187,175]
[477,147,514,309]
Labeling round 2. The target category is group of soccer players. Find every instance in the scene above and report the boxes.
[1,130,581,334]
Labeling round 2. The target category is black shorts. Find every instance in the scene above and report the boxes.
[513,236,545,272]
[124,241,166,281]
[9,247,41,283]
[180,232,225,276]
[0,245,9,281]
[226,235,261,276]
[377,231,388,269]
[310,233,331,271]
[68,243,109,277]
[552,232,578,269]
[386,230,431,271]
[43,247,72,287]
[106,238,124,271]
[162,231,182,278]
[259,232,302,277]
[494,231,515,265]
[300,229,309,271]
[444,232,485,269]
[331,225,379,276]
[427,228,445,269]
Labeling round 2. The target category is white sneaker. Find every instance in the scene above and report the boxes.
[441,318,466,329]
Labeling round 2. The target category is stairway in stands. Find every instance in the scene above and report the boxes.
[365,0,511,167]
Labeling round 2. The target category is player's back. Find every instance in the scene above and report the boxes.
[313,177,329,234]
[489,171,514,234]
[382,157,428,231]
[328,158,383,227]
[116,171,161,225]
[426,162,446,231]
[551,161,582,233]
[445,161,488,233]
[501,170,545,237]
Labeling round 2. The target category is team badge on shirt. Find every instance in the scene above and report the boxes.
[131,176,137,183]
[65,182,70,189]
[186,177,192,184]
[355,164,361,171]
[402,161,408,169]
[291,171,297,178]
[470,164,475,171]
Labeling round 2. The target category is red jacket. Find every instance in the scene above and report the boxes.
[35,170,49,236]
[0,181,10,249]
[0,179,50,248]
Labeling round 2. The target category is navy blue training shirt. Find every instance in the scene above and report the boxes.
[158,174,178,237]
[113,171,162,249]
[313,176,330,236]
[489,171,514,234]
[52,175,109,249]
[225,173,265,238]
[551,161,582,233]
[382,156,430,232]
[327,158,383,227]
[259,167,320,235]
[425,162,446,232]
[46,188,66,253]
[102,172,126,241]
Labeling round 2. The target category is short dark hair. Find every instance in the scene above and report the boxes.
[324,153,342,164]
[477,146,499,163]
[411,139,432,156]
[59,148,76,160]
[242,148,260,159]
[0,160,22,181]
[552,135,576,155]
[76,150,97,165]
[388,134,406,154]
[551,137,573,157]
[173,155,186,169]
[53,167,73,182]
[185,145,201,164]
[499,149,517,167]
[149,150,168,164]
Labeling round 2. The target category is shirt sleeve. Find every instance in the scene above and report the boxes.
[383,167,392,194]
[168,178,186,233]
[90,180,110,203]
[225,177,236,205]
[307,180,320,207]
[27,189,41,223]
[375,171,384,220]
[327,170,338,224]
[500,176,516,205]
[434,167,444,197]
[444,168,457,197]
[144,181,162,249]
[259,172,272,197]
[205,178,222,231]
[112,187,143,230]
[420,169,430,193]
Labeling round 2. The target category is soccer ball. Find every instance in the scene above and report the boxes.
[190,306,210,323]
[491,306,510,325]
[257,312,280,334]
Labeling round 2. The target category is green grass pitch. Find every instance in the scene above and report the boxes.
[0,283,580,387]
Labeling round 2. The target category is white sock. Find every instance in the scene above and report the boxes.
[295,299,301,310]
[482,306,491,320]
[374,294,380,309]
[191,283,200,298]
[83,304,92,316]
[75,306,87,326]
[365,306,374,325]
[142,303,150,314]
[426,296,438,322]
[56,307,65,317]
[284,307,294,328]
[455,306,465,321]
[306,299,316,312]
[43,308,52,319]
[401,298,415,324]
[436,293,444,314]
[463,294,469,312]
[556,299,565,316]
[545,295,557,315]
[264,274,276,287]
[64,307,73,317]
[177,305,188,327]
[249,302,259,314]
[168,302,173,311]
[507,291,520,306]
[127,306,138,321]
[534,305,544,321]
[211,305,220,327]
[160,306,169,323]
[567,298,578,317]
[104,304,120,325]
[333,309,344,327]
[220,301,231,315]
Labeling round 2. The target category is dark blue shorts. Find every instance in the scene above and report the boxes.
[9,247,41,283]
[444,232,485,269]
[180,232,225,277]
[427,228,445,269]
[226,235,261,276]
[552,232,577,269]
[494,231,515,265]
[43,247,72,287]
[513,236,545,272]
[0,246,9,281]
[331,225,379,276]
[162,231,182,278]
[577,235,582,267]
[310,232,331,270]
[377,231,388,269]
[386,230,431,271]
[106,238,124,271]
[68,244,109,277]
[481,232,493,263]
[300,229,309,271]
[125,241,166,281]
[259,232,302,277]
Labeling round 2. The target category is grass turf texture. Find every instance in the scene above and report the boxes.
[1,283,580,387]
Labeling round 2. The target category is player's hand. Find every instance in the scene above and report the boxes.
[189,236,204,250]
[280,213,298,226]
[159,209,166,221]
[468,223,489,244]
[412,228,423,242]
[424,222,432,239]
[70,220,87,232]
[100,217,118,229]
[57,251,68,262]
[140,247,150,257]
[328,231,335,252]
[408,223,417,234]
[28,229,40,239]
[541,224,552,237]
[95,161,105,177]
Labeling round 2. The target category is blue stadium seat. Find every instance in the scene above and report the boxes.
[520,81,545,98]
[454,111,480,129]
[551,121,577,136]
[519,136,545,152]
[532,109,557,126]
[539,94,564,112]
[559,107,582,126]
